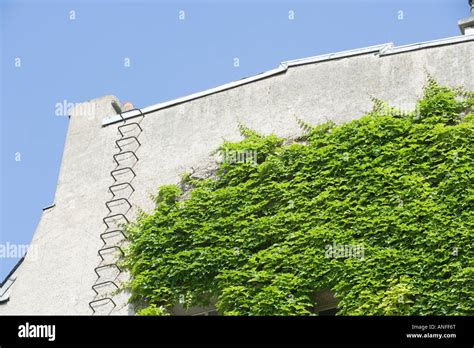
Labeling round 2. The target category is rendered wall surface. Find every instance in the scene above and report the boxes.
[0,37,472,315]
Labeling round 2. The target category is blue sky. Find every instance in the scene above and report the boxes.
[0,0,470,280]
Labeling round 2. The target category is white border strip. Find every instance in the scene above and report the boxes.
[103,35,474,126]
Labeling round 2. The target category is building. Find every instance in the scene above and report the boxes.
[1,6,473,315]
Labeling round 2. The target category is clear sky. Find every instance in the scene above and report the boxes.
[0,0,471,280]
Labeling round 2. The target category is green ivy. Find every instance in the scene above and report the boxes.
[124,79,474,316]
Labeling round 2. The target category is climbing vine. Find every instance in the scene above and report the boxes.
[124,78,474,315]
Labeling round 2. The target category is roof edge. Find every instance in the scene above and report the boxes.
[103,66,287,125]
[0,256,25,289]
[281,42,393,67]
[102,35,474,126]
[380,34,474,56]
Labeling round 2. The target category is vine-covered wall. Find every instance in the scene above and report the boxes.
[125,79,473,316]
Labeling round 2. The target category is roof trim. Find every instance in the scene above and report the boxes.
[0,255,25,288]
[43,203,55,211]
[280,43,393,67]
[102,34,474,127]
[380,34,474,56]
[103,66,287,125]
